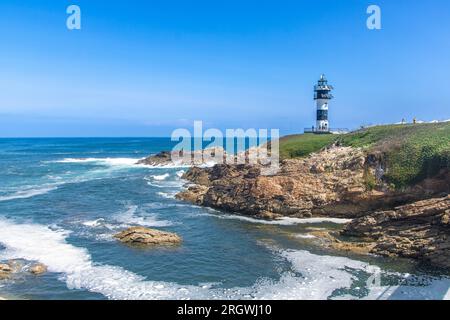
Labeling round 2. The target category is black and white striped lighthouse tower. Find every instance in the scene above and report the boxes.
[314,74,334,133]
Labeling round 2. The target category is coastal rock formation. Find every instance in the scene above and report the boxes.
[0,263,12,280]
[0,260,49,279]
[7,260,24,273]
[29,263,47,275]
[136,146,270,168]
[136,148,228,167]
[137,151,172,166]
[114,226,182,246]
[177,145,449,220]
[177,146,428,219]
[342,195,450,268]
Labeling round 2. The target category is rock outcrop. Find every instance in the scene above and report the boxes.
[137,151,173,166]
[341,195,450,268]
[136,148,229,167]
[114,227,182,246]
[136,146,272,168]
[0,260,48,279]
[29,263,47,275]
[0,263,12,280]
[177,146,442,219]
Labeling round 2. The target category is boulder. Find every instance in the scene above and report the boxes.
[0,263,12,280]
[29,263,47,275]
[114,227,182,246]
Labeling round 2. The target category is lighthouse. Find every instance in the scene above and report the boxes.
[314,74,334,133]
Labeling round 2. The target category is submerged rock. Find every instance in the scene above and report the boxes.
[0,263,12,280]
[1,260,48,279]
[114,226,182,246]
[7,260,24,273]
[29,263,47,275]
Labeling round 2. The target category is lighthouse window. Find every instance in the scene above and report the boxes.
[317,110,328,120]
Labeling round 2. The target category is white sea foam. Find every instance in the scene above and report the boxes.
[0,219,448,300]
[151,173,170,181]
[157,192,177,199]
[0,186,58,202]
[82,219,105,228]
[114,204,173,227]
[176,170,186,178]
[0,157,151,204]
[200,213,352,225]
[50,157,199,170]
[294,234,317,239]
[52,157,144,167]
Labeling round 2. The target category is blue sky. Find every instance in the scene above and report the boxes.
[0,0,449,137]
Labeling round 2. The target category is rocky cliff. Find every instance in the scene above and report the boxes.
[177,146,449,220]
[175,143,449,268]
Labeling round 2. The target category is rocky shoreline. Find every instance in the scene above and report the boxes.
[139,145,450,269]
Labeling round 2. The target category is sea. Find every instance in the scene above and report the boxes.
[0,138,449,300]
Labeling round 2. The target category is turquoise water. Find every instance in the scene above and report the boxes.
[0,138,449,300]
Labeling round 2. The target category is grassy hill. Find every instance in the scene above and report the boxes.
[280,122,450,188]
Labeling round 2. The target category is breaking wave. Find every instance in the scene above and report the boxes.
[51,157,144,167]
[1,219,448,300]
[113,204,173,227]
[0,186,58,202]
[150,173,170,181]
[198,212,352,225]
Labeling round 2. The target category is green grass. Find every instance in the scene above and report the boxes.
[280,123,450,189]
[279,133,337,159]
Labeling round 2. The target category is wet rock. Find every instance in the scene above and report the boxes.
[8,260,23,271]
[0,263,12,280]
[136,151,172,166]
[342,195,450,268]
[308,231,375,255]
[29,263,47,275]
[114,226,182,246]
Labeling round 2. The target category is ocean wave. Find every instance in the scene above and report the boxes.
[113,204,173,227]
[49,157,207,171]
[156,192,177,199]
[51,157,196,170]
[0,186,58,202]
[150,173,170,181]
[0,219,449,300]
[51,158,144,167]
[176,170,186,178]
[294,234,317,239]
[198,212,352,225]
[78,204,174,238]
[81,219,106,228]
